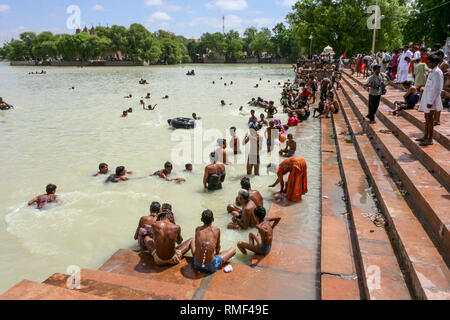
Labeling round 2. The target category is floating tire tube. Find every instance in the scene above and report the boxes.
[0,105,13,110]
[170,118,196,129]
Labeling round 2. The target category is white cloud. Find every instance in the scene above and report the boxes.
[205,0,247,11]
[0,4,11,13]
[92,4,105,11]
[148,11,172,23]
[167,5,182,12]
[145,0,164,6]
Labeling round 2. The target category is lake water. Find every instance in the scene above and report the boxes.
[0,63,321,294]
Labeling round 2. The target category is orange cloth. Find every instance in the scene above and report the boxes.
[277,157,308,202]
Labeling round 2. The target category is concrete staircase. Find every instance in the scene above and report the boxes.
[320,71,449,300]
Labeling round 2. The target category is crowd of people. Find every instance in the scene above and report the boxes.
[349,43,448,146]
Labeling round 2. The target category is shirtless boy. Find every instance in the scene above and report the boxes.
[144,211,192,266]
[151,162,186,183]
[227,189,258,230]
[105,166,132,183]
[134,202,161,250]
[227,177,264,214]
[279,134,296,157]
[237,207,281,256]
[265,121,277,152]
[28,184,59,210]
[94,163,110,176]
[191,210,236,273]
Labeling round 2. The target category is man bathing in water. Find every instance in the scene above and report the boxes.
[227,189,258,230]
[265,121,277,152]
[230,127,240,155]
[28,184,59,210]
[244,126,263,176]
[237,207,281,256]
[134,202,161,250]
[145,93,151,99]
[204,152,226,191]
[227,177,264,215]
[124,94,132,98]
[94,163,110,176]
[143,103,157,110]
[151,162,186,183]
[121,111,128,118]
[190,210,236,273]
[0,97,13,110]
[143,211,192,266]
[192,113,201,120]
[279,134,296,157]
[215,139,230,165]
[105,166,133,183]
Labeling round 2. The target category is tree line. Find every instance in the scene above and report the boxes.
[0,0,447,63]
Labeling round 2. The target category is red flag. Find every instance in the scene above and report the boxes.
[343,52,347,57]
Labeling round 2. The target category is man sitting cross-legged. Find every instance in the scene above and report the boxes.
[190,210,236,273]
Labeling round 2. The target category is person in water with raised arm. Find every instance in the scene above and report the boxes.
[143,211,192,266]
[237,207,281,257]
[134,201,161,250]
[227,189,258,230]
[203,152,226,192]
[190,210,236,273]
[151,161,186,183]
[28,184,60,210]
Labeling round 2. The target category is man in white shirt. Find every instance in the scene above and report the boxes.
[397,45,413,83]
[416,54,444,146]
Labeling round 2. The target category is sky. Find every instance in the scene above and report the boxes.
[0,0,299,44]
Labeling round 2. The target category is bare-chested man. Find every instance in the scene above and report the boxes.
[244,126,263,176]
[265,121,277,152]
[230,127,240,155]
[143,211,192,266]
[190,210,236,273]
[279,134,296,157]
[134,202,161,250]
[151,162,186,183]
[0,97,12,110]
[28,184,60,210]
[215,139,230,165]
[227,178,264,214]
[203,152,226,191]
[320,77,332,101]
[237,207,281,256]
[227,189,258,230]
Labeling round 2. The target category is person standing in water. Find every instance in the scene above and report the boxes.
[237,207,281,256]
[28,184,59,210]
[230,127,240,155]
[190,210,236,273]
[203,152,226,191]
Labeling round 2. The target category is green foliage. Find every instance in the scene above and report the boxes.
[6,40,29,60]
[403,0,450,46]
[159,38,182,64]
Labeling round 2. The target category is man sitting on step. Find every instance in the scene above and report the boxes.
[144,211,192,266]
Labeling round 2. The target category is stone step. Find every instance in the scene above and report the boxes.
[98,249,206,288]
[343,71,450,150]
[336,88,450,300]
[43,269,199,300]
[331,107,412,300]
[339,80,450,265]
[320,117,361,300]
[341,75,450,191]
[0,279,107,300]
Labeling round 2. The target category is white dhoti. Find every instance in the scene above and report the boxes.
[397,65,409,83]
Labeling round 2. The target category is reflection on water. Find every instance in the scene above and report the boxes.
[0,63,321,294]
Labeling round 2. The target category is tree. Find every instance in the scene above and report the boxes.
[243,27,258,54]
[32,32,57,59]
[159,38,182,64]
[403,0,450,46]
[224,30,243,61]
[107,25,129,55]
[201,32,226,56]
[6,40,29,60]
[127,24,160,63]
[19,32,37,58]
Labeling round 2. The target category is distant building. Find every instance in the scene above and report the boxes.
[189,37,201,43]
[75,26,97,35]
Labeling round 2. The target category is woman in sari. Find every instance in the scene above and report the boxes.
[268,157,307,202]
